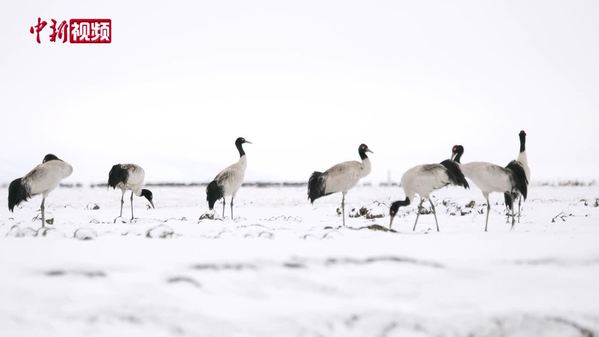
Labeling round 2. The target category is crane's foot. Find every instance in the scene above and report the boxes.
[33,214,54,226]
[113,216,126,223]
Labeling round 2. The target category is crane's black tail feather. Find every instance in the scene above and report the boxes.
[206,180,224,210]
[8,178,30,212]
[108,165,129,189]
[440,160,469,189]
[506,160,528,200]
[308,171,329,203]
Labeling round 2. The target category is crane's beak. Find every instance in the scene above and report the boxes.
[389,215,395,229]
[245,140,253,144]
[367,148,373,154]
[149,200,155,209]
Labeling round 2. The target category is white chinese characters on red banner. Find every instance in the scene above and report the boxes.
[70,19,111,43]
[29,18,111,44]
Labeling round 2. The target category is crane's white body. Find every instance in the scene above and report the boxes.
[214,155,247,198]
[116,164,146,196]
[401,164,451,200]
[460,162,513,197]
[322,158,371,194]
[23,160,73,198]
[391,162,468,232]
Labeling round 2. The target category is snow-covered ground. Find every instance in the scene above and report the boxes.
[1,183,598,337]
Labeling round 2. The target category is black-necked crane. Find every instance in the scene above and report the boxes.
[451,145,528,231]
[308,143,372,226]
[206,137,251,219]
[108,164,154,222]
[8,154,73,227]
[504,130,530,223]
[388,157,469,231]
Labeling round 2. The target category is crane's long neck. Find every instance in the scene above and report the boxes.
[359,149,371,177]
[361,158,371,177]
[237,152,248,171]
[236,142,246,157]
[517,133,528,172]
[453,152,463,163]
[517,151,528,166]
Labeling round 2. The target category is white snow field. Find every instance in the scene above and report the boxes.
[1,183,598,337]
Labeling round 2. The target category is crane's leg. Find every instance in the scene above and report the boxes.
[115,190,125,221]
[517,195,522,223]
[130,191,135,221]
[484,195,491,232]
[40,197,46,228]
[230,194,235,220]
[429,199,440,232]
[341,192,346,227]
[222,198,226,219]
[119,190,125,218]
[505,192,516,223]
[413,199,425,231]
[114,190,126,223]
[510,196,516,230]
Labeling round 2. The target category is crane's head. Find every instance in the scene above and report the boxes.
[43,154,60,163]
[451,145,464,163]
[518,130,527,152]
[141,189,155,209]
[519,130,527,142]
[388,198,410,229]
[236,137,252,145]
[235,137,252,157]
[358,144,373,159]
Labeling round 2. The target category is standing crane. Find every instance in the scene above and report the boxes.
[308,144,373,226]
[8,154,73,227]
[451,145,528,231]
[108,163,155,222]
[388,158,469,231]
[206,137,252,219]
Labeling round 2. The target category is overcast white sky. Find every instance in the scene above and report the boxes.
[1,0,598,184]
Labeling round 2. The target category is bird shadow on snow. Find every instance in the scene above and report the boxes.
[184,255,444,273]
[43,269,107,278]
